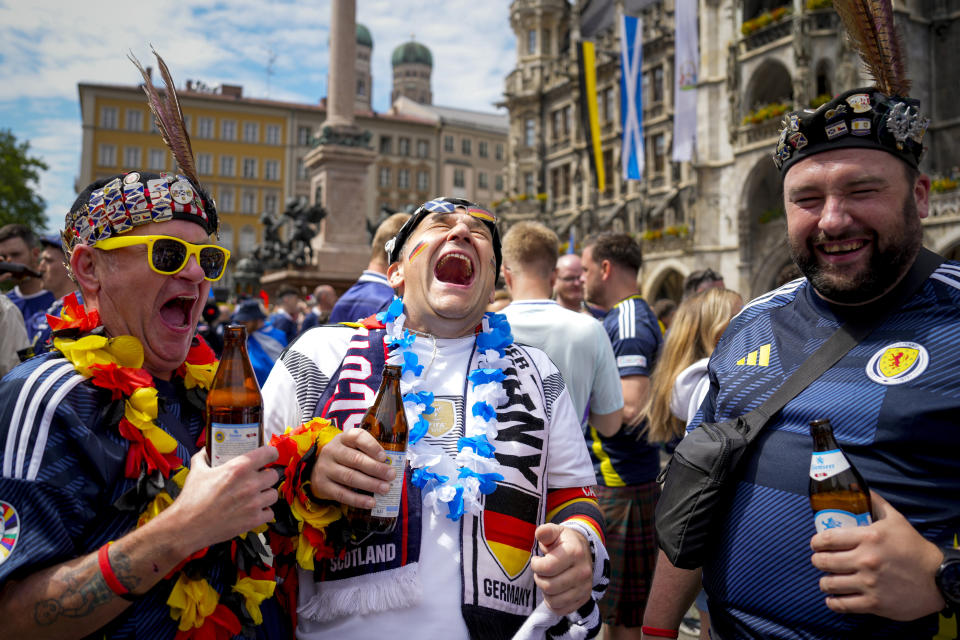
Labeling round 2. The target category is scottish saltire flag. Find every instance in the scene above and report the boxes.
[567,227,576,254]
[619,14,644,181]
[673,0,698,162]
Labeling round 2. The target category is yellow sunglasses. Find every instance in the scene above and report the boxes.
[94,235,231,282]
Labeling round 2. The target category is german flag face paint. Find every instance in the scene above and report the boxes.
[408,240,429,263]
[468,207,497,224]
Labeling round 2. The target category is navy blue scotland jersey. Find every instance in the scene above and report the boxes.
[0,351,228,639]
[695,261,960,640]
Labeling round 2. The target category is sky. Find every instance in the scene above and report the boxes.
[0,0,518,233]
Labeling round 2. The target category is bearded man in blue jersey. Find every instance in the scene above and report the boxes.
[640,87,960,640]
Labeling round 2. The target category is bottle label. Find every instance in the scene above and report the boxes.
[813,509,873,533]
[209,422,260,466]
[809,449,851,480]
[371,451,406,518]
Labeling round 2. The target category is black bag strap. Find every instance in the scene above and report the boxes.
[740,248,943,439]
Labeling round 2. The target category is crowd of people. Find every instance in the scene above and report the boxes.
[1,25,959,640]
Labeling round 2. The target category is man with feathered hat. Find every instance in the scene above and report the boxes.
[0,51,285,639]
[641,2,960,638]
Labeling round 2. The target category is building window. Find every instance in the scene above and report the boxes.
[197,117,214,139]
[239,225,256,254]
[495,175,504,191]
[524,118,535,147]
[379,167,391,187]
[264,193,278,214]
[444,135,454,152]
[380,136,392,154]
[123,147,140,169]
[478,141,488,158]
[296,158,307,180]
[399,137,410,156]
[478,172,488,189]
[495,143,504,161]
[221,119,237,141]
[416,139,429,158]
[297,126,312,146]
[148,148,165,171]
[219,188,234,212]
[461,138,471,156]
[220,156,236,177]
[543,29,552,56]
[241,191,257,214]
[242,158,257,179]
[527,29,536,54]
[398,169,410,189]
[219,222,233,252]
[125,110,142,132]
[453,169,465,188]
[602,149,614,194]
[265,125,281,145]
[243,122,259,143]
[604,87,616,122]
[101,107,117,129]
[416,170,429,191]
[197,153,213,175]
[264,159,280,181]
[357,77,366,97]
[183,115,191,134]
[524,172,534,194]
[646,65,664,104]
[653,133,666,173]
[98,144,116,166]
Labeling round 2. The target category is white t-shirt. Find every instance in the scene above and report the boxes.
[501,300,623,429]
[670,357,711,427]
[262,324,596,639]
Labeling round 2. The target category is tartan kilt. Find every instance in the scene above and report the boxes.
[595,480,660,627]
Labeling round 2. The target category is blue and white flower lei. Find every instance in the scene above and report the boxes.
[377,296,512,521]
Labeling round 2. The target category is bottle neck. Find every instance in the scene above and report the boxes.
[811,424,840,452]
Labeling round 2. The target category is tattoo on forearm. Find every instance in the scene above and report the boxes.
[33,549,140,626]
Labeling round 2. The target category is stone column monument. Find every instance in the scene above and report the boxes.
[304,0,376,285]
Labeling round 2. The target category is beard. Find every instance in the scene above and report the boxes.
[790,193,923,304]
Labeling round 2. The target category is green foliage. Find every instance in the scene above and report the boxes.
[0,129,49,229]
[742,101,791,125]
[806,0,833,10]
[741,5,793,36]
[810,93,832,108]
[931,178,958,193]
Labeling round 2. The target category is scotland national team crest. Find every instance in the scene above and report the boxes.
[0,501,19,565]
[866,342,929,385]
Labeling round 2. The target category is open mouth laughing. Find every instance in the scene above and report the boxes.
[434,252,475,286]
[159,294,198,330]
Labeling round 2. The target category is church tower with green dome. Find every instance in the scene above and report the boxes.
[391,38,432,105]
[355,23,373,113]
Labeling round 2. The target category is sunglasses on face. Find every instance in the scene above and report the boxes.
[94,235,231,281]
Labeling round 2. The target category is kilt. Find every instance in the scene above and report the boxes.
[595,481,660,627]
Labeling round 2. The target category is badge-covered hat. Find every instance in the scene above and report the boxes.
[63,48,218,254]
[62,171,218,253]
[774,0,929,176]
[773,87,928,176]
[385,196,502,272]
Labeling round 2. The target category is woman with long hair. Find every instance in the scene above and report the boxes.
[643,287,743,444]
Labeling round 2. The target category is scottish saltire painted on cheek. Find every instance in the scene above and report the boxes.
[408,240,428,263]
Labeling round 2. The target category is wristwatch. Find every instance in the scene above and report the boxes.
[935,547,960,612]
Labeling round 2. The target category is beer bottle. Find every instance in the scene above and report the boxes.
[809,418,873,533]
[342,364,408,538]
[206,325,263,466]
[0,261,42,278]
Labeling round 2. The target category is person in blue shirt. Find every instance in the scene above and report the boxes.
[269,286,300,344]
[329,212,410,323]
[580,232,662,639]
[643,87,960,639]
[233,298,287,387]
[24,235,78,354]
[0,224,54,324]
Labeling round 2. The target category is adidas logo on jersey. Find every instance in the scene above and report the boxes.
[736,344,771,367]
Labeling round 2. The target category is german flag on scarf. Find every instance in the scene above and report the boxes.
[577,40,606,193]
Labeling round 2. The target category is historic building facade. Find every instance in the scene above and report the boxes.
[500,0,960,300]
[76,26,507,290]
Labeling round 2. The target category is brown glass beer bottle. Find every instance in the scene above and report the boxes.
[809,418,873,533]
[343,364,408,538]
[206,325,263,466]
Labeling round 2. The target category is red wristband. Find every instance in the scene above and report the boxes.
[641,626,680,639]
[98,542,137,601]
